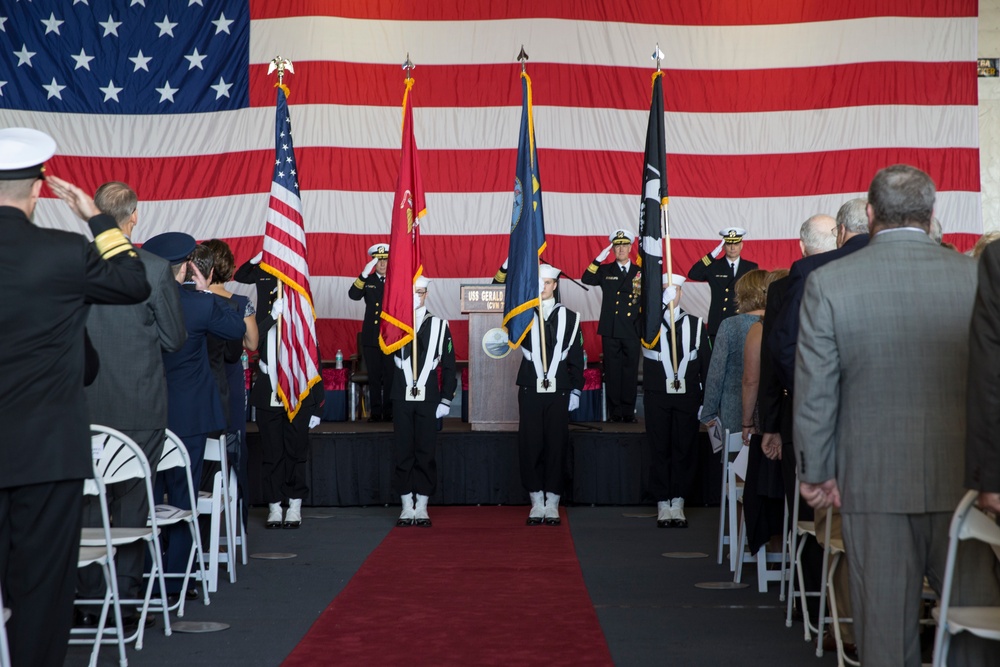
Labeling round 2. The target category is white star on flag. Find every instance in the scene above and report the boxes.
[14,44,36,67]
[43,77,66,100]
[98,15,121,37]
[212,13,233,34]
[184,48,207,70]
[189,0,204,6]
[0,16,8,32]
[129,50,152,72]
[72,0,88,4]
[100,80,123,102]
[155,16,177,37]
[130,0,145,5]
[0,81,7,96]
[40,13,63,35]
[155,81,178,103]
[70,48,94,70]
[210,77,232,99]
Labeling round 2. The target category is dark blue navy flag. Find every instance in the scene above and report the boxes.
[502,71,546,349]
[638,72,667,350]
[0,1,249,114]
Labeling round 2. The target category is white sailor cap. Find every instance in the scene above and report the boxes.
[0,128,57,181]
[368,243,389,259]
[662,273,686,287]
[539,264,561,281]
[719,227,747,243]
[414,275,430,290]
[609,229,636,245]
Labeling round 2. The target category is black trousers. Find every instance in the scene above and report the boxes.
[601,335,640,419]
[363,345,394,418]
[0,479,82,667]
[517,387,570,495]
[257,406,310,503]
[644,392,700,501]
[80,428,164,600]
[392,399,438,496]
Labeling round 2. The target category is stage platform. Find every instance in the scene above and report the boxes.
[246,420,722,508]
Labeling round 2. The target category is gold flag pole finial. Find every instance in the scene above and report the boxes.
[517,46,529,73]
[268,56,295,95]
[403,53,414,81]
[651,44,665,73]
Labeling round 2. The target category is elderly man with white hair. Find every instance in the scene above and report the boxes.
[643,274,710,528]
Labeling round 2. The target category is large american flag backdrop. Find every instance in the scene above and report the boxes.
[0,1,980,361]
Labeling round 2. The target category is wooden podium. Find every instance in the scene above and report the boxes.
[460,284,522,431]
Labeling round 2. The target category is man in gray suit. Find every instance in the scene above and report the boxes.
[80,182,186,623]
[794,165,1000,666]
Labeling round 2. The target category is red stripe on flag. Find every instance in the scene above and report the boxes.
[249,62,976,112]
[250,0,975,24]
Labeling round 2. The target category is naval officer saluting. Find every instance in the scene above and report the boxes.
[687,227,758,343]
[348,243,393,422]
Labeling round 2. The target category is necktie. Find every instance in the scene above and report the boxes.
[621,265,627,276]
[730,262,736,277]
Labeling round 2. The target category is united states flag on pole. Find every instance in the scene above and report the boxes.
[260,85,320,419]
[1,1,980,365]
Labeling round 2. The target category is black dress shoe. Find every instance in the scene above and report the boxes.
[265,519,282,529]
[74,608,100,628]
[396,517,414,527]
[656,519,671,528]
[673,518,688,528]
[367,413,382,423]
[625,416,638,423]
[120,611,155,631]
[526,516,544,526]
[607,415,622,423]
[543,516,561,526]
[414,517,432,527]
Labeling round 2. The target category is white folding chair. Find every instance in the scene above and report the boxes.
[1,578,12,667]
[150,431,211,615]
[84,425,172,649]
[932,490,1000,666]
[734,495,790,593]
[197,437,237,593]
[70,475,127,667]
[716,430,745,569]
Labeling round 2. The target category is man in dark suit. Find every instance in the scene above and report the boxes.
[79,182,187,626]
[795,166,1000,665]
[348,243,393,422]
[0,128,151,667]
[687,227,758,343]
[143,232,245,600]
[770,201,869,389]
[643,275,709,528]
[391,276,457,528]
[581,229,641,422]
[967,239,1000,516]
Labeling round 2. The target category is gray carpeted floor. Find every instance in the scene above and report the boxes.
[65,506,837,666]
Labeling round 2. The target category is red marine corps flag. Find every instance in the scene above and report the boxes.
[380,63,426,354]
[259,58,322,419]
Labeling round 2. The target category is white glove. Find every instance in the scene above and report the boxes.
[308,415,321,429]
[250,251,263,265]
[661,285,677,306]
[270,297,285,319]
[710,240,725,258]
[595,244,613,262]
[361,257,378,278]
[568,393,580,412]
[435,402,449,419]
[501,257,509,271]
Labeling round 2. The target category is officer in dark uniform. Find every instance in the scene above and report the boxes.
[687,227,758,343]
[643,274,709,528]
[517,265,584,526]
[581,229,641,422]
[391,276,457,528]
[0,128,151,667]
[348,243,393,422]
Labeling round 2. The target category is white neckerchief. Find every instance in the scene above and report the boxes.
[522,305,578,381]
[540,297,555,320]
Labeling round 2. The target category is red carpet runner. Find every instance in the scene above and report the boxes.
[282,506,614,666]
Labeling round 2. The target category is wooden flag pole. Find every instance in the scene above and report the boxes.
[537,263,550,385]
[663,207,681,389]
[411,297,419,395]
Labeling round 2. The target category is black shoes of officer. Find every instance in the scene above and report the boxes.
[367,413,382,423]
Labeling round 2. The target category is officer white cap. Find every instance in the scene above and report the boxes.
[662,273,686,287]
[368,243,389,259]
[0,128,57,180]
[719,227,747,243]
[414,275,430,290]
[609,229,636,245]
[539,264,561,280]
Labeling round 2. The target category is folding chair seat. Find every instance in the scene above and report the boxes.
[197,437,238,593]
[69,475,126,667]
[82,425,172,650]
[1,577,12,667]
[149,431,211,616]
[932,490,1000,666]
[716,430,746,570]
